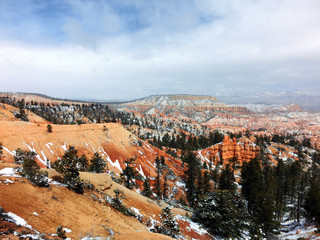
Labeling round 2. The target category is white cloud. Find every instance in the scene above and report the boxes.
[0,0,320,99]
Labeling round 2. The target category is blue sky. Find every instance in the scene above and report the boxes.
[1,0,320,100]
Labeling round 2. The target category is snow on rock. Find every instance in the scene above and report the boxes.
[0,168,20,177]
[41,150,50,168]
[13,232,42,239]
[130,207,143,219]
[2,147,15,156]
[61,143,68,151]
[175,181,186,188]
[175,215,209,236]
[23,142,48,167]
[88,143,96,153]
[46,143,54,154]
[63,227,72,233]
[81,237,104,240]
[279,225,318,239]
[4,212,33,230]
[4,179,14,184]
[144,142,156,154]
[136,164,146,179]
[100,147,122,172]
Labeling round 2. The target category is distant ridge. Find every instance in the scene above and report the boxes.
[0,92,128,105]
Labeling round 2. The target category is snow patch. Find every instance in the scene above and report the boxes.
[175,215,209,236]
[63,227,72,233]
[5,212,33,230]
[0,168,20,177]
[3,147,15,156]
[46,143,54,154]
[101,147,123,172]
[131,207,143,218]
[175,181,186,188]
[136,164,146,179]
[61,143,67,151]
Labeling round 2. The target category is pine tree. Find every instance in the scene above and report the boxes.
[218,164,236,191]
[89,152,106,173]
[274,159,286,221]
[241,157,264,213]
[47,124,52,133]
[142,176,153,198]
[159,206,180,239]
[203,171,211,193]
[305,162,320,223]
[184,152,201,206]
[20,156,49,187]
[52,146,84,194]
[193,190,249,239]
[120,158,140,189]
[14,149,36,165]
[154,156,166,199]
[0,142,2,160]
[163,172,169,199]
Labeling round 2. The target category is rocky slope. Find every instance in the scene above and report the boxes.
[118,95,250,122]
[0,162,213,240]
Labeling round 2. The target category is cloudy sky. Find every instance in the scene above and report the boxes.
[1,0,320,100]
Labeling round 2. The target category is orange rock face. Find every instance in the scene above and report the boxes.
[198,135,260,166]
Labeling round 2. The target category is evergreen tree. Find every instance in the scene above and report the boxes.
[120,158,140,189]
[14,149,36,165]
[142,176,153,198]
[241,158,264,213]
[258,166,280,237]
[193,190,249,239]
[154,156,166,199]
[0,142,2,160]
[159,206,180,239]
[52,146,84,194]
[203,171,212,193]
[218,164,236,191]
[20,156,49,187]
[184,152,201,206]
[305,162,320,223]
[89,152,106,173]
[47,124,52,133]
[163,172,169,199]
[274,159,286,221]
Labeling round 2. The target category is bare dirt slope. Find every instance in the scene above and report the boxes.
[0,103,50,124]
[0,163,212,239]
[0,120,182,179]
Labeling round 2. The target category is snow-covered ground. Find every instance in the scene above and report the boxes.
[279,220,319,239]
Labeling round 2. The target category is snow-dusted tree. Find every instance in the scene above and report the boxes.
[193,190,249,239]
[0,142,2,159]
[52,146,84,194]
[89,152,106,173]
[56,225,66,239]
[142,176,153,198]
[14,148,36,165]
[20,157,49,187]
[159,206,180,239]
[120,158,140,189]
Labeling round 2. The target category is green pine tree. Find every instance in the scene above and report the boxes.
[193,190,249,239]
[142,176,153,198]
[120,158,140,189]
[89,152,106,173]
[159,206,180,239]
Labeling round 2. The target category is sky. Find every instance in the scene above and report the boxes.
[0,0,320,101]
